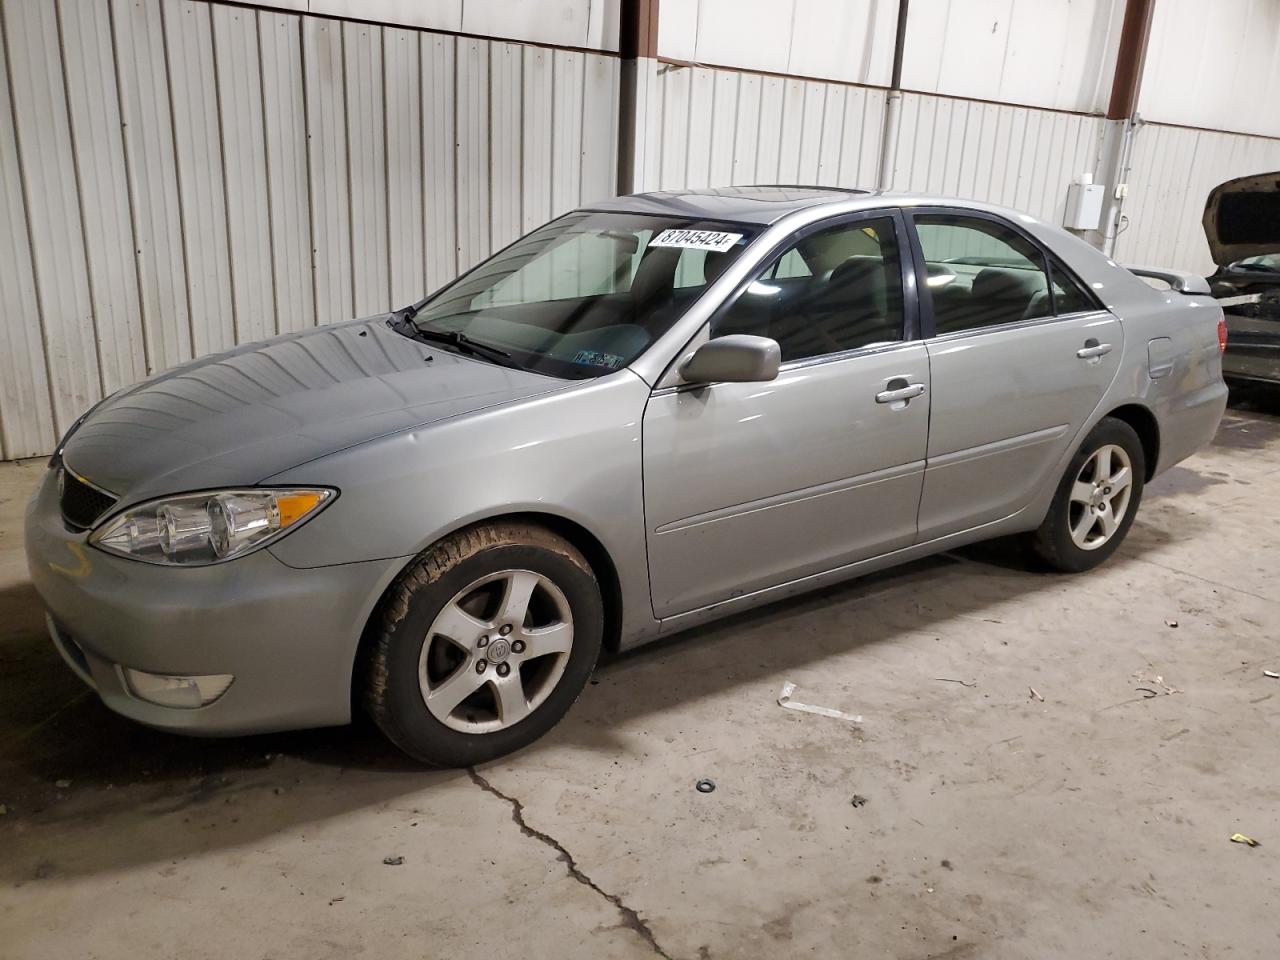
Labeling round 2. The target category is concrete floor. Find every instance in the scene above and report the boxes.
[2,398,1278,960]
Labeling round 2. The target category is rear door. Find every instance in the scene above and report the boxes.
[908,209,1123,541]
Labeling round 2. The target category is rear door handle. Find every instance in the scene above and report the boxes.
[875,382,926,404]
[1077,341,1113,359]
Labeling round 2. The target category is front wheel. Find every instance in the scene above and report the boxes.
[1031,417,1146,573]
[363,522,603,766]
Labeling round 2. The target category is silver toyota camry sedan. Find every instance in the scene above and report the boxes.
[26,187,1227,765]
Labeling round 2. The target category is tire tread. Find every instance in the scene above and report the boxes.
[362,522,593,766]
[1031,416,1145,573]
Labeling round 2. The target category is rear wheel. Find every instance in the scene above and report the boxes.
[363,522,603,766]
[1031,417,1145,572]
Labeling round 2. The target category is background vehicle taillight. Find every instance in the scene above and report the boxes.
[1218,316,1228,353]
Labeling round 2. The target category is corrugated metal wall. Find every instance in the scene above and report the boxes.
[898,0,1124,114]
[635,65,887,193]
[649,0,1280,277]
[1119,123,1280,274]
[258,0,622,53]
[887,93,1104,230]
[638,60,1280,276]
[1139,0,1280,139]
[658,0,1125,115]
[658,0,898,86]
[638,63,1103,237]
[0,0,618,460]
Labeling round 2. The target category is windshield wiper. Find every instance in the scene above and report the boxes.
[390,318,518,368]
[388,302,421,329]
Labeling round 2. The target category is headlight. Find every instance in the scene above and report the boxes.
[89,488,335,565]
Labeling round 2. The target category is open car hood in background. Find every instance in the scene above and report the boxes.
[1203,171,1280,266]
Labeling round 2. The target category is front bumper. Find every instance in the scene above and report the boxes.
[24,469,405,735]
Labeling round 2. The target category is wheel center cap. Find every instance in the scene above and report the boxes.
[487,638,512,662]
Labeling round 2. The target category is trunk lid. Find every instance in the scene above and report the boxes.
[1203,171,1280,266]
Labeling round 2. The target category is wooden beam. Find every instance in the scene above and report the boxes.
[1106,0,1156,120]
[619,0,659,60]
[616,0,659,194]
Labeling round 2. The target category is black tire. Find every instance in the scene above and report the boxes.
[363,522,603,767]
[1031,417,1146,573]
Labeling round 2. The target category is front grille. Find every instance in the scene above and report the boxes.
[59,468,117,530]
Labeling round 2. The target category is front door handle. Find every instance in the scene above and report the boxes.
[1077,340,1113,360]
[875,382,927,404]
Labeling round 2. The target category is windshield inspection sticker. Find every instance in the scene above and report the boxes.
[572,349,626,369]
[650,229,744,253]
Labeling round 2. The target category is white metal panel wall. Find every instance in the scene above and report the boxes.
[4,0,103,449]
[0,0,618,460]
[113,0,194,374]
[642,62,1280,302]
[888,93,1105,231]
[1139,0,1280,138]
[261,0,621,51]
[166,1,236,357]
[659,0,1122,114]
[659,0,897,86]
[900,0,1124,114]
[644,63,1101,235]
[0,2,56,458]
[1118,123,1280,274]
[641,64,887,193]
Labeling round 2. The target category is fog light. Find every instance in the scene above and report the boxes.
[123,669,234,709]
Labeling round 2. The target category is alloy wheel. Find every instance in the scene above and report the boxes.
[1067,443,1134,551]
[417,569,574,733]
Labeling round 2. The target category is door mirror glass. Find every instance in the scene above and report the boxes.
[679,335,781,384]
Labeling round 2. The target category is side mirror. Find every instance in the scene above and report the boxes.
[679,335,781,385]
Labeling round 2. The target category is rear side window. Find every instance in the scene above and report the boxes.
[914,214,1052,334]
[1049,259,1098,314]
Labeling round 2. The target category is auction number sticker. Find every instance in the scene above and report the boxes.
[649,229,743,253]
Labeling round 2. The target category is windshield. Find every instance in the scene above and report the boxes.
[406,211,759,378]
[1237,253,1280,272]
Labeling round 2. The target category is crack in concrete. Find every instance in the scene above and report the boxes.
[467,768,675,960]
[1126,555,1278,605]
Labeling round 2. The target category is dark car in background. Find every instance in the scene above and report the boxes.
[1204,172,1280,386]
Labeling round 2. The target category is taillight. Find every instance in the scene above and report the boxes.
[1217,316,1228,353]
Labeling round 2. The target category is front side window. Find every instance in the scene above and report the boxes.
[710,217,905,362]
[408,212,758,379]
[915,214,1053,334]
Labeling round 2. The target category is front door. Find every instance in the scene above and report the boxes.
[909,210,1124,540]
[642,213,931,618]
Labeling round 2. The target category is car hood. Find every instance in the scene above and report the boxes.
[61,317,567,500]
[1203,171,1280,266]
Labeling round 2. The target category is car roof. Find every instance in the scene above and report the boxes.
[581,185,875,225]
[581,185,1068,230]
